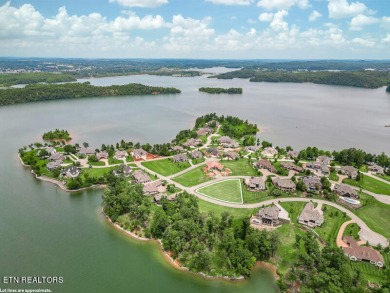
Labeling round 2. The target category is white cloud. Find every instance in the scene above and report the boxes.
[352,37,375,47]
[258,12,274,22]
[206,0,253,5]
[257,0,309,11]
[309,10,322,21]
[109,0,168,8]
[382,34,390,43]
[270,10,289,31]
[328,0,370,19]
[349,14,379,30]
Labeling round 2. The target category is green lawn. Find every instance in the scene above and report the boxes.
[82,167,114,178]
[172,165,211,187]
[142,159,191,176]
[342,223,360,240]
[350,253,390,283]
[197,179,243,203]
[343,176,390,195]
[241,180,270,203]
[355,199,390,238]
[108,157,123,165]
[219,159,259,176]
[88,161,105,166]
[376,174,390,183]
[279,202,306,224]
[329,171,339,182]
[197,199,254,220]
[315,205,350,245]
[191,158,205,165]
[126,156,134,162]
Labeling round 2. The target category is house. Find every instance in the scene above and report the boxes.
[196,127,212,136]
[131,149,147,160]
[205,147,219,157]
[316,156,332,165]
[96,151,109,160]
[78,147,95,156]
[190,150,203,159]
[47,160,62,170]
[368,163,384,175]
[218,136,239,148]
[280,162,303,173]
[253,205,290,226]
[114,150,128,160]
[342,236,384,268]
[287,150,299,159]
[244,146,259,152]
[123,165,132,177]
[143,180,165,195]
[245,177,266,191]
[302,176,322,191]
[45,147,56,154]
[254,159,276,173]
[261,147,278,157]
[341,166,358,179]
[225,151,240,160]
[334,184,358,198]
[171,146,184,152]
[132,170,151,184]
[183,138,202,148]
[173,153,189,163]
[272,177,296,192]
[298,202,324,227]
[49,152,65,161]
[61,166,80,178]
[205,161,223,172]
[305,162,329,175]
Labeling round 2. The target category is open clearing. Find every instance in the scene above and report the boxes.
[142,158,191,176]
[196,179,243,204]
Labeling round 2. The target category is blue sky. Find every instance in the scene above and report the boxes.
[0,0,389,59]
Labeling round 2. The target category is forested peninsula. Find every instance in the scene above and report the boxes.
[0,72,77,86]
[199,87,242,94]
[0,82,181,106]
[212,69,390,89]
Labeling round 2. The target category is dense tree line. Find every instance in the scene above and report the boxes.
[0,72,76,86]
[219,115,259,139]
[0,82,181,106]
[42,129,71,141]
[213,69,390,89]
[199,87,243,94]
[102,180,280,278]
[333,148,390,170]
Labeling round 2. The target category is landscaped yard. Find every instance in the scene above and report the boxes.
[241,180,270,203]
[82,167,114,178]
[329,171,339,182]
[355,198,390,238]
[315,205,350,245]
[343,176,390,195]
[279,202,306,224]
[197,179,243,203]
[172,165,211,187]
[342,223,360,240]
[142,159,191,176]
[220,159,259,176]
[197,199,254,220]
[89,161,105,166]
[108,157,123,165]
[376,174,390,183]
[350,253,390,283]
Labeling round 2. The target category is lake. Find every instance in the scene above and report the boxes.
[0,72,389,292]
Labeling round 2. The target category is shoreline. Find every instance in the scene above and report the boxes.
[102,210,279,282]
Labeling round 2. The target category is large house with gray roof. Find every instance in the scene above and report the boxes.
[254,159,276,173]
[47,160,62,170]
[334,184,358,198]
[245,177,266,191]
[341,166,358,179]
[253,205,290,226]
[61,166,80,178]
[190,150,203,159]
[272,177,296,192]
[218,136,239,148]
[132,170,151,184]
[280,162,303,173]
[131,149,147,160]
[302,176,322,191]
[298,202,324,227]
[96,151,109,160]
[114,150,128,160]
[183,138,202,148]
[78,147,95,156]
[173,153,189,163]
[224,151,240,160]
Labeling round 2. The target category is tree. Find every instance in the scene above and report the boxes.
[150,208,169,238]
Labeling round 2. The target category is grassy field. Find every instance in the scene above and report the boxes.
[82,167,114,178]
[191,158,205,165]
[241,180,270,203]
[172,165,211,187]
[197,199,254,220]
[343,223,360,240]
[89,161,105,166]
[355,199,390,238]
[142,159,191,176]
[315,205,350,245]
[220,159,259,176]
[343,176,390,195]
[197,179,243,203]
[376,174,390,183]
[279,202,306,224]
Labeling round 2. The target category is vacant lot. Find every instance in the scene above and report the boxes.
[172,165,211,187]
[220,159,259,176]
[142,159,191,176]
[197,179,243,203]
[343,176,390,195]
[355,199,390,238]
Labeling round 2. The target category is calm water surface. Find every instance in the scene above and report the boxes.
[1,72,389,292]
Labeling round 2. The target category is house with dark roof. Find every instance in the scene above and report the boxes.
[280,162,303,173]
[261,147,278,157]
[47,160,62,170]
[298,202,324,227]
[254,159,276,173]
[334,184,358,198]
[272,177,296,192]
[342,236,384,268]
[305,162,329,175]
[78,147,95,156]
[316,156,332,165]
[183,138,202,148]
[302,176,322,191]
[224,151,240,160]
[287,150,299,159]
[61,166,80,178]
[131,149,147,160]
[218,136,239,148]
[114,164,132,177]
[132,170,151,184]
[171,146,184,152]
[253,205,290,226]
[341,166,358,179]
[244,146,259,152]
[368,163,384,175]
[143,180,165,195]
[244,177,266,191]
[173,153,189,163]
[49,152,65,161]
[205,147,219,158]
[196,127,212,136]
[190,150,203,159]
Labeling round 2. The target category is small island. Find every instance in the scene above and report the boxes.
[18,113,390,290]
[199,87,242,94]
[42,129,72,142]
[0,82,181,106]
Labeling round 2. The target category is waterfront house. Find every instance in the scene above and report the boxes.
[261,147,278,157]
[272,177,296,192]
[61,166,80,178]
[96,151,109,160]
[47,160,62,170]
[254,159,276,173]
[132,170,151,184]
[298,202,324,227]
[183,138,202,148]
[173,153,189,163]
[114,150,129,160]
[334,184,358,198]
[287,150,299,159]
[143,180,165,195]
[245,177,266,191]
[78,147,95,156]
[316,156,332,165]
[280,162,303,173]
[302,176,322,191]
[49,152,65,161]
[171,146,184,152]
[131,149,147,160]
[342,236,384,268]
[368,163,384,175]
[341,166,358,179]
[196,127,213,136]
